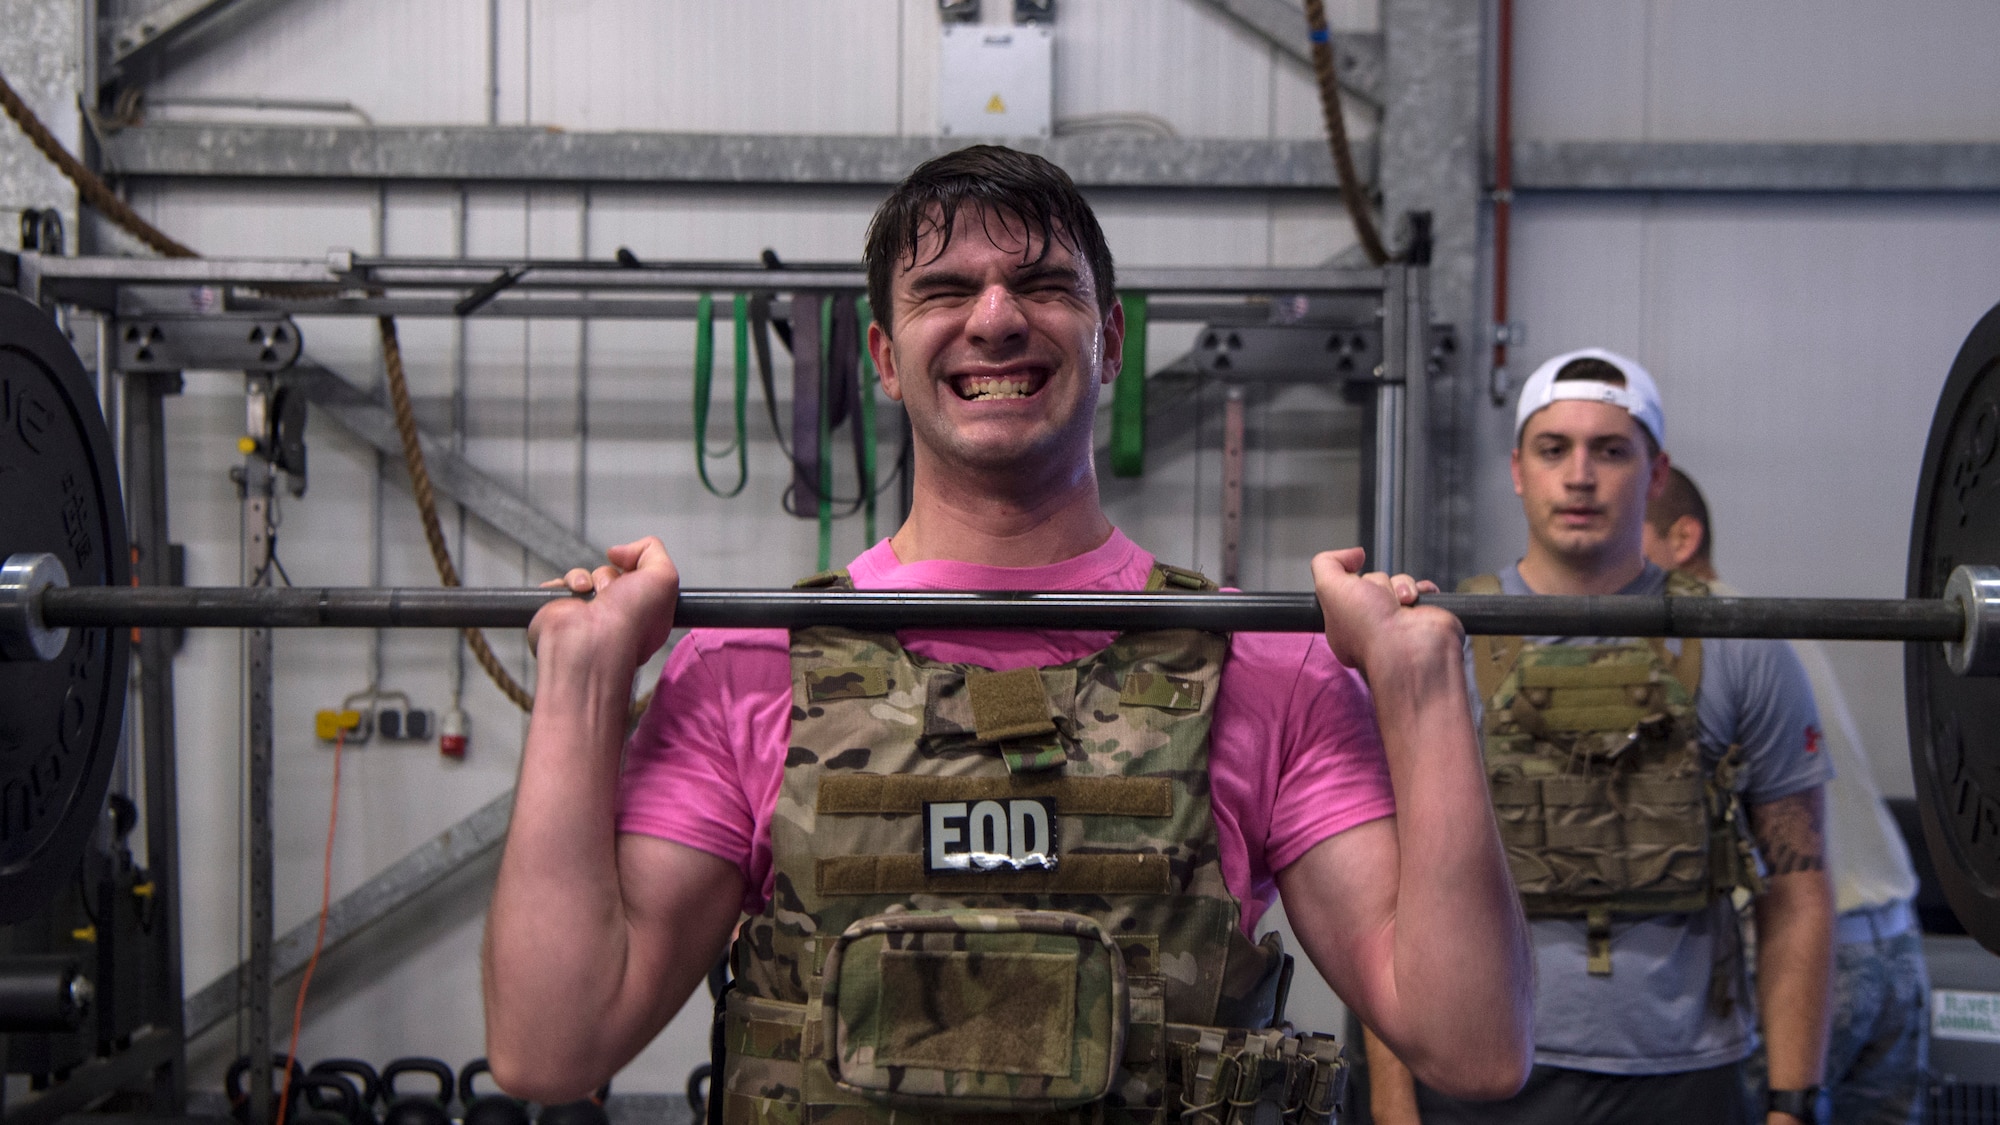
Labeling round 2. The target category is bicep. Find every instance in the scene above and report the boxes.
[1272,817,1400,1029]
[612,835,746,1038]
[1748,788,1826,877]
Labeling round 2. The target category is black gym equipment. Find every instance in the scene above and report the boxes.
[379,1057,455,1125]
[295,1072,367,1125]
[459,1058,531,1125]
[0,292,130,926]
[536,1086,611,1125]
[228,1053,308,1125]
[0,954,90,1032]
[309,1057,384,1125]
[3,284,2000,949]
[1908,298,2000,957]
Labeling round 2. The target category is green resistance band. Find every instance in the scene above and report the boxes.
[1111,291,1148,477]
[857,296,879,545]
[817,294,835,572]
[692,292,750,497]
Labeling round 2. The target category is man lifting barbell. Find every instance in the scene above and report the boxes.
[4,145,2000,1105]
[479,145,1536,1119]
[1365,350,1834,1125]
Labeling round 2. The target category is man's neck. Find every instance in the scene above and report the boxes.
[1516,546,1649,596]
[891,468,1113,568]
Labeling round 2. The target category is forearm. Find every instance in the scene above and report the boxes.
[484,639,646,1078]
[1366,640,1533,1092]
[1754,870,1834,1095]
[1363,1026,1424,1125]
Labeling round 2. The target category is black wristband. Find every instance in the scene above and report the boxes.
[1765,1087,1824,1123]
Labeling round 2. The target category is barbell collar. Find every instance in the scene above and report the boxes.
[1945,564,2000,677]
[8,561,1975,649]
[0,552,70,662]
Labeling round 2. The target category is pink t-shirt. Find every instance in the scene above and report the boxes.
[616,531,1396,935]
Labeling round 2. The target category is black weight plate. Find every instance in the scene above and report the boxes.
[0,292,129,924]
[1909,298,2000,954]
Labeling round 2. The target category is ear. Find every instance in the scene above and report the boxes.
[1646,448,1673,502]
[1100,298,1127,385]
[1509,446,1524,497]
[1668,514,1706,570]
[869,321,902,402]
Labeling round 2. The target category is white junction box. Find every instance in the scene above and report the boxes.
[939,24,1052,138]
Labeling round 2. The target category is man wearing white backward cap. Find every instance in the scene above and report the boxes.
[1365,348,1835,1125]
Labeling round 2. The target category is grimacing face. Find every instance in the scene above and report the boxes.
[867,206,1124,483]
[1511,399,1668,571]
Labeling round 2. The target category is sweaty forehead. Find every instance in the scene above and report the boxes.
[1520,399,1645,443]
[901,204,1085,281]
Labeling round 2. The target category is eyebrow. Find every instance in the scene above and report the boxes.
[902,261,1085,300]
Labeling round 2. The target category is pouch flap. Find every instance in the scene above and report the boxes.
[1519,662,1654,689]
[821,910,1127,1112]
[968,667,1059,742]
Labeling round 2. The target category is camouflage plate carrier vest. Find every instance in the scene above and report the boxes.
[1462,570,1764,983]
[717,564,1345,1125]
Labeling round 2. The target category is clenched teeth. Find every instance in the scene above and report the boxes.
[956,374,1039,401]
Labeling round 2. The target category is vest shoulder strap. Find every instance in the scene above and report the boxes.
[1647,569,1707,695]
[1456,573,1503,596]
[793,568,853,590]
[1148,562,1218,591]
[1457,574,1519,703]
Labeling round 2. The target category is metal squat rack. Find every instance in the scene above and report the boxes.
[0,246,1436,1123]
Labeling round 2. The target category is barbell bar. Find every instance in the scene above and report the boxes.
[3,551,1994,666]
[7,286,2000,954]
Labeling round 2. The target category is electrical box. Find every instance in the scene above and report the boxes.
[939,24,1052,138]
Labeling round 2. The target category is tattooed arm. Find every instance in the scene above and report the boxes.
[1749,788,1834,1123]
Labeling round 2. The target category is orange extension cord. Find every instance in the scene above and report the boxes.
[272,728,342,1125]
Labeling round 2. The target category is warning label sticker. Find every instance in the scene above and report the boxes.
[1933,990,2000,1043]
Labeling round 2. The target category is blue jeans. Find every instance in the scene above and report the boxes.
[1745,915,1930,1125]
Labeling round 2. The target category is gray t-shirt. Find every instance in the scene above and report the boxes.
[1478,562,1832,1075]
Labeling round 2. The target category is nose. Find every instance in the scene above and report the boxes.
[965,283,1029,349]
[1563,446,1596,489]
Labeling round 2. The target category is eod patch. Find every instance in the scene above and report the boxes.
[924,798,1058,873]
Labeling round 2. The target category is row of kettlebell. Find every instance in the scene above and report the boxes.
[226,1054,610,1125]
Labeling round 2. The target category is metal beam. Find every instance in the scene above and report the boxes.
[296,361,604,573]
[182,789,513,1039]
[1512,141,2000,194]
[13,250,1390,304]
[1186,0,1382,104]
[109,0,297,77]
[95,124,1371,190]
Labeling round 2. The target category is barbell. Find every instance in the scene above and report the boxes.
[3,291,2000,951]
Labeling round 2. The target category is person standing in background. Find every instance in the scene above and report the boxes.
[1647,466,1930,1125]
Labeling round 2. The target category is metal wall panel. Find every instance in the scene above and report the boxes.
[143,0,491,125]
[1514,0,2000,143]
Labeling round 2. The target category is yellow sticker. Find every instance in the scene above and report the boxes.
[985,93,1007,114]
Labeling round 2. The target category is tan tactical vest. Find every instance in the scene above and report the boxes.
[1462,570,1764,979]
[717,565,1345,1125]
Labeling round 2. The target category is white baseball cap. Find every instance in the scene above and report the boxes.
[1513,347,1665,449]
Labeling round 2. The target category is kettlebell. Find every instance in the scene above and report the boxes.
[294,1073,364,1125]
[227,1053,307,1125]
[308,1059,382,1125]
[458,1059,530,1125]
[380,1057,455,1125]
[536,1083,610,1125]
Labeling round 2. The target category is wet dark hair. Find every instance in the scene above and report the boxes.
[1646,466,1712,565]
[863,145,1116,336]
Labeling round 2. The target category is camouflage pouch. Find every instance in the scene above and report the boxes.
[821,909,1128,1112]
